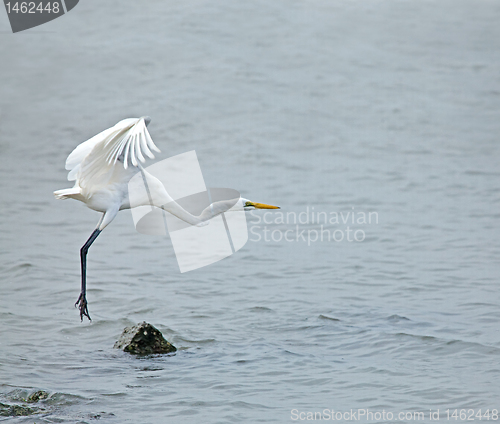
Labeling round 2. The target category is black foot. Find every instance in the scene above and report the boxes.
[75,292,91,321]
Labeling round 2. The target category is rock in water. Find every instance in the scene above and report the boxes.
[114,322,176,355]
[0,403,36,417]
[26,390,49,403]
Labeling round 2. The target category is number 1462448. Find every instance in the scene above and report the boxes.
[5,2,61,14]
[446,409,499,420]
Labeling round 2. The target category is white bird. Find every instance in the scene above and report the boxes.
[54,117,279,321]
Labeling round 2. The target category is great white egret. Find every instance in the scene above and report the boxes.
[54,117,279,321]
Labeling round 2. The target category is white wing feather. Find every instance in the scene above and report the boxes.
[66,117,160,196]
[65,126,116,181]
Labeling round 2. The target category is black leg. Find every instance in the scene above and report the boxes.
[76,228,101,321]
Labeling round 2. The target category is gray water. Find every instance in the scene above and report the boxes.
[1,1,500,423]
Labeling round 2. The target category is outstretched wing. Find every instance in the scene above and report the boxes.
[66,117,160,195]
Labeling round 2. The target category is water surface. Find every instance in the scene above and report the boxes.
[0,1,499,422]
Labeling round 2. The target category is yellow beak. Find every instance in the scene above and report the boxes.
[251,202,280,210]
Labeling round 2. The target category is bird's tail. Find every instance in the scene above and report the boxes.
[54,187,82,200]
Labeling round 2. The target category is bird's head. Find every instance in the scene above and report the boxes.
[241,198,280,211]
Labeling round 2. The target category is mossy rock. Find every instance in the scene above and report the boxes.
[27,390,49,403]
[114,322,176,355]
[0,403,37,417]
